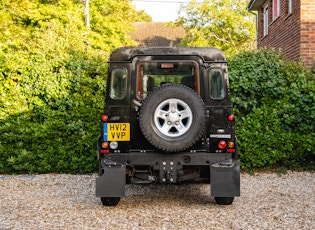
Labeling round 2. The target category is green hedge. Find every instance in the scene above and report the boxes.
[1,48,314,173]
[229,49,315,171]
[0,51,107,174]
[0,0,145,174]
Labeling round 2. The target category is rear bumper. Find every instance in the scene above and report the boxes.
[99,151,234,166]
[96,152,240,198]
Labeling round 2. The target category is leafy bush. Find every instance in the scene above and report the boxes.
[0,51,107,174]
[229,49,315,171]
[0,1,314,173]
[0,0,149,174]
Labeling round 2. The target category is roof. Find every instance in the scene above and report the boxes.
[130,22,185,47]
[247,0,267,11]
[109,47,227,62]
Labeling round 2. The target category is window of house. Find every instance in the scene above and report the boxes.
[263,4,269,36]
[273,0,280,20]
[288,0,293,14]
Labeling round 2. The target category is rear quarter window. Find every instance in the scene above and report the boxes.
[110,68,127,99]
[209,69,225,100]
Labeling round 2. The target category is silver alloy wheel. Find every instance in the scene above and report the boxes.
[153,98,193,137]
[139,84,207,152]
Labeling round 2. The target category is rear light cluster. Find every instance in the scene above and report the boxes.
[100,114,118,155]
[217,114,236,153]
[218,140,235,153]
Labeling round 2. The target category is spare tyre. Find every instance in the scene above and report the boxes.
[139,84,207,152]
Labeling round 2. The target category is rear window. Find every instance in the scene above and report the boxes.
[137,61,198,99]
[209,69,225,99]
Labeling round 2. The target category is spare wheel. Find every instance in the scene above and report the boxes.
[139,84,207,152]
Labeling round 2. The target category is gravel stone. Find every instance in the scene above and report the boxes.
[0,171,314,229]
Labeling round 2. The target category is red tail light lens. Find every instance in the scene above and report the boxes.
[101,115,108,122]
[227,114,235,121]
[218,141,227,149]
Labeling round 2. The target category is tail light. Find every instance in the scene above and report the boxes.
[227,114,235,121]
[227,141,236,153]
[101,115,108,122]
[100,141,109,155]
[218,141,227,149]
[100,116,109,154]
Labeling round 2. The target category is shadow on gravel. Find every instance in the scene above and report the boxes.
[122,182,216,206]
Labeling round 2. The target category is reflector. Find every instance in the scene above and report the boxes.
[100,149,109,154]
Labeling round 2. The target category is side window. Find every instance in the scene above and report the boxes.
[209,69,225,100]
[110,69,127,99]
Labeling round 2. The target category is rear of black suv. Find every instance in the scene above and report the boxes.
[96,47,240,206]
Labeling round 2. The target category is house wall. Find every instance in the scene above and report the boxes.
[256,0,315,67]
[257,0,301,63]
[300,0,315,67]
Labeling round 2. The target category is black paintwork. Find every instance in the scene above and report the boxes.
[96,47,240,204]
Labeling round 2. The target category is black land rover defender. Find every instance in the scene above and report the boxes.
[96,47,240,206]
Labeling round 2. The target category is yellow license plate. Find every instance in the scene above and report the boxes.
[103,123,130,141]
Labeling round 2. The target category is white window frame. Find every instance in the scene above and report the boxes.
[273,0,280,20]
[288,0,293,14]
[263,4,269,36]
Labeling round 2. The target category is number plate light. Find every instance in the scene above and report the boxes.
[109,141,118,149]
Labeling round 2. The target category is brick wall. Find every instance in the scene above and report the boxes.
[256,0,315,67]
[258,0,301,63]
[300,0,315,67]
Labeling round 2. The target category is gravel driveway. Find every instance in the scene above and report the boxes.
[0,171,314,229]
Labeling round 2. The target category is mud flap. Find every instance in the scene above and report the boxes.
[210,160,240,197]
[96,162,126,198]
